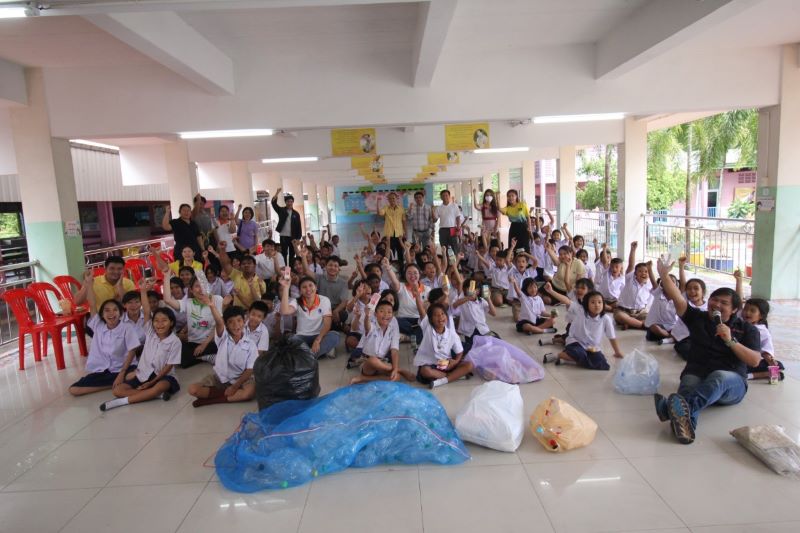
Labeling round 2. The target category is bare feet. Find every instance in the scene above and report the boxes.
[350,375,366,385]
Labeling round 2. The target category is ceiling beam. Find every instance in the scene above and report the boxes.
[595,0,761,80]
[412,0,458,87]
[0,58,27,107]
[86,11,235,95]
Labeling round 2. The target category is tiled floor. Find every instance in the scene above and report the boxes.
[1,223,800,533]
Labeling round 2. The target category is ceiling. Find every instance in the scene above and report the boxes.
[0,0,798,186]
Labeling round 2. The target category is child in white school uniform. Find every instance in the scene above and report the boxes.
[245,300,271,352]
[69,272,142,397]
[100,281,181,411]
[741,298,784,381]
[506,237,537,321]
[510,277,557,335]
[476,249,511,307]
[350,300,415,384]
[643,261,679,342]
[121,290,146,343]
[543,290,624,370]
[539,278,594,347]
[453,278,498,352]
[414,303,474,389]
[595,251,626,310]
[188,302,258,407]
[613,242,653,329]
[576,248,595,282]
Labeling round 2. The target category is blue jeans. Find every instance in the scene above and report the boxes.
[678,370,747,429]
[291,333,341,358]
[396,317,423,344]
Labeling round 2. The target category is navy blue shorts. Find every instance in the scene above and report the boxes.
[124,372,180,394]
[71,369,124,389]
[516,317,547,332]
[564,342,610,370]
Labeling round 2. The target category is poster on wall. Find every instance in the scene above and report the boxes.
[341,189,410,214]
[445,123,490,151]
[351,155,383,172]
[332,128,377,156]
[421,164,446,174]
[428,152,460,165]
[734,187,755,202]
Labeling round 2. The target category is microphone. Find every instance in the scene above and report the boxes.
[712,310,722,326]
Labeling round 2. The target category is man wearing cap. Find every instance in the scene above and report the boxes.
[272,187,303,264]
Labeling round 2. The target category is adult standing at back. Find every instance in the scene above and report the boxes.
[377,192,406,267]
[500,189,531,253]
[473,188,499,238]
[192,194,214,249]
[271,187,303,264]
[214,204,239,259]
[162,203,204,259]
[407,190,434,249]
[436,189,461,253]
[234,207,259,256]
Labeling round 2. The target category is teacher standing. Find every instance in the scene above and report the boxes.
[500,189,531,253]
[436,189,461,253]
[271,188,303,264]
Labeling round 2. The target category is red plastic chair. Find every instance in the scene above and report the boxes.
[0,289,45,370]
[52,275,91,346]
[27,282,88,368]
[92,266,106,277]
[124,258,149,285]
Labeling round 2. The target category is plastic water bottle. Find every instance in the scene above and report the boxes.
[195,268,211,296]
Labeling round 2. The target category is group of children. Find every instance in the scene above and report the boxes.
[67,214,782,413]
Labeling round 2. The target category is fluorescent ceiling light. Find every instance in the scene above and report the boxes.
[533,113,625,124]
[179,129,274,139]
[473,147,530,154]
[261,156,319,164]
[70,139,120,151]
[0,7,27,18]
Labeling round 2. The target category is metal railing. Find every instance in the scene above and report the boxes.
[572,210,619,248]
[643,213,754,277]
[84,236,175,270]
[0,260,40,346]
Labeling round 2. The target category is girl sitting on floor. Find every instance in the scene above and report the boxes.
[100,281,181,411]
[742,298,784,381]
[510,277,556,335]
[413,303,474,389]
[543,290,624,370]
[453,278,498,353]
[539,278,594,346]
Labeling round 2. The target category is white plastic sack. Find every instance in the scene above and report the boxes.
[466,335,545,384]
[614,349,660,395]
[455,381,524,452]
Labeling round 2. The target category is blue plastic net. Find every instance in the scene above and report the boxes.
[215,382,470,492]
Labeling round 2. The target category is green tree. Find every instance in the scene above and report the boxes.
[727,197,755,219]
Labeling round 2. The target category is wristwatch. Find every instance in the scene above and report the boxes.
[724,338,739,347]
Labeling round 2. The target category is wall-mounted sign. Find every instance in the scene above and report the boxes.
[428,152,460,165]
[332,128,377,156]
[445,123,490,151]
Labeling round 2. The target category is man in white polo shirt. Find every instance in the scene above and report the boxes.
[436,189,461,254]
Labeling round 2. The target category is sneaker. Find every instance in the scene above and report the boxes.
[346,356,364,369]
[658,338,675,345]
[162,391,172,402]
[325,348,337,359]
[538,339,544,346]
[667,393,695,444]
[199,354,216,364]
[653,394,668,422]
[542,327,557,334]
[99,403,107,412]
[542,352,555,364]
[429,377,448,389]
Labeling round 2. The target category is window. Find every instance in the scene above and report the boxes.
[0,212,22,238]
[509,168,522,191]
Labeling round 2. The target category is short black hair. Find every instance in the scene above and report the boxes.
[104,256,125,267]
[205,264,220,276]
[428,287,446,304]
[284,194,294,202]
[249,300,269,316]
[380,289,399,311]
[325,255,341,265]
[745,298,770,325]
[170,277,184,288]
[575,278,595,291]
[710,287,742,311]
[521,278,539,296]
[581,290,606,317]
[152,307,176,332]
[262,238,277,248]
[147,290,162,301]
[610,258,623,266]
[426,302,449,322]
[375,300,394,312]
[178,266,194,277]
[240,255,256,266]
[414,191,424,198]
[97,298,124,322]
[179,203,192,212]
[122,290,141,304]
[223,305,247,323]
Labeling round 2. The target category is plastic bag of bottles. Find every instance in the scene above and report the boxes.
[530,396,597,452]
[215,382,470,492]
[254,336,320,410]
[466,335,545,384]
[613,349,660,395]
[731,425,800,477]
[455,381,524,452]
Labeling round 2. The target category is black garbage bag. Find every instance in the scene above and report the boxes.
[254,336,320,410]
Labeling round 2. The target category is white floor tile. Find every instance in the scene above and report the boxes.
[0,437,64,488]
[70,398,188,440]
[420,464,553,533]
[516,427,623,464]
[692,523,800,532]
[60,483,205,533]
[0,488,98,533]
[157,400,253,436]
[177,481,309,533]
[525,459,685,532]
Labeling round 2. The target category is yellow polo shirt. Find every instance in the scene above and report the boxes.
[500,201,530,224]
[230,269,266,308]
[92,276,136,312]
[169,260,203,275]
[378,204,405,238]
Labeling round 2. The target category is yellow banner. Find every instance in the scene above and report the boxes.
[351,155,383,172]
[421,164,445,174]
[445,123,490,151]
[428,152,460,165]
[332,128,377,156]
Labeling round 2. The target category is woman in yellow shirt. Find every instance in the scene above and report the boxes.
[499,189,532,253]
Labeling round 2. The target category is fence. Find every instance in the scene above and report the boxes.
[84,236,175,270]
[571,210,619,248]
[0,260,40,346]
[643,213,753,277]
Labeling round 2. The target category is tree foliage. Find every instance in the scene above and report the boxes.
[727,197,755,219]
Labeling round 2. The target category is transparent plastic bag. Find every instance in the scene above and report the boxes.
[455,381,524,452]
[216,382,469,492]
[465,335,545,384]
[530,397,597,452]
[730,425,800,477]
[613,349,660,395]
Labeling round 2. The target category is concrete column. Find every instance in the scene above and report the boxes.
[539,162,548,208]
[557,146,577,228]
[617,118,648,259]
[302,181,319,232]
[752,45,800,299]
[497,168,510,229]
[9,68,84,281]
[164,140,198,217]
[326,185,336,225]
[230,161,253,209]
[521,160,536,208]
[317,183,329,228]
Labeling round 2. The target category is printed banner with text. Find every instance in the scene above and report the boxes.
[332,128,377,156]
[427,152,461,165]
[444,123,490,151]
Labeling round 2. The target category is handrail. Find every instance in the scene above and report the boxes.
[574,210,618,216]
[84,236,174,258]
[0,276,35,290]
[0,260,40,273]
[643,212,754,224]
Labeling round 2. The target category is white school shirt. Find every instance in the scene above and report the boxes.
[135,323,181,381]
[288,295,332,336]
[397,283,430,319]
[617,272,654,310]
[518,293,546,323]
[531,243,546,267]
[671,298,706,341]
[437,202,461,228]
[456,298,491,336]
[85,315,141,373]
[488,264,511,290]
[565,291,581,324]
[755,323,775,358]
[207,277,231,298]
[507,267,536,300]
[361,318,400,358]
[255,253,285,280]
[213,330,259,384]
[180,295,224,343]
[421,274,442,290]
[565,304,616,351]
[122,310,146,344]
[414,316,464,367]
[581,260,595,282]
[245,321,270,351]
[596,265,625,300]
[644,287,678,330]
